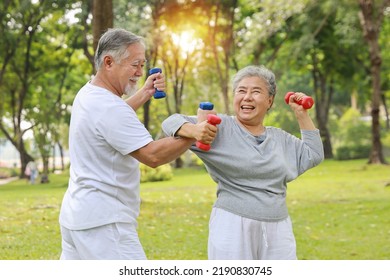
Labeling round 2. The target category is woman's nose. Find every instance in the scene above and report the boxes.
[243,90,253,100]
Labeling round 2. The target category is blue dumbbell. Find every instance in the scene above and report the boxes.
[199,102,214,110]
[148,68,166,99]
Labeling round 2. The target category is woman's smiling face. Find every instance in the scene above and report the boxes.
[233,76,274,127]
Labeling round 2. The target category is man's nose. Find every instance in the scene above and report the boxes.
[134,66,143,75]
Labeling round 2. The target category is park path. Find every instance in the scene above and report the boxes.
[0,177,18,185]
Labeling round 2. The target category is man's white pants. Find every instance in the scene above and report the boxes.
[208,207,297,260]
[60,222,146,260]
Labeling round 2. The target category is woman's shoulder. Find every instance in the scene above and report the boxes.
[265,126,283,133]
[219,114,235,122]
[265,126,291,137]
[217,114,237,128]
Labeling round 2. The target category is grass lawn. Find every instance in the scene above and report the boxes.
[0,159,389,260]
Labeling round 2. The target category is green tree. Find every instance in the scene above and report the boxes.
[358,0,389,164]
[280,0,370,159]
[204,0,238,114]
[0,0,54,176]
[0,0,88,177]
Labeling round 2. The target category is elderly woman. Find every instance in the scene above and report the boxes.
[162,65,324,260]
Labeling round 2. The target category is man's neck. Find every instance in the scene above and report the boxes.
[90,74,121,97]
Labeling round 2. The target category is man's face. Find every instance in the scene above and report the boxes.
[112,43,146,97]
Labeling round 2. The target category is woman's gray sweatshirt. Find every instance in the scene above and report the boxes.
[162,114,324,222]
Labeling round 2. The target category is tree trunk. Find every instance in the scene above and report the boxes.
[174,157,184,168]
[358,0,388,164]
[52,145,56,172]
[316,116,333,159]
[92,0,113,52]
[19,142,34,179]
[381,93,389,129]
[208,0,237,114]
[143,1,162,130]
[311,53,333,158]
[80,0,95,71]
[58,142,65,171]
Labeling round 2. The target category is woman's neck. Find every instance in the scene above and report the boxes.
[235,117,265,136]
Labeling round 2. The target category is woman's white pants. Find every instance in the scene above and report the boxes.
[208,207,297,260]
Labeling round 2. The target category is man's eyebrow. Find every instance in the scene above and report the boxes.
[130,59,147,64]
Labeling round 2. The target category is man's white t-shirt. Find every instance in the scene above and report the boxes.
[59,82,153,230]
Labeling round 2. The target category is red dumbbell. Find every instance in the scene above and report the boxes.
[196,102,221,151]
[284,92,314,109]
[196,114,221,151]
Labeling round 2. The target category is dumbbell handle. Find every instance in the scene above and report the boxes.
[149,68,166,99]
[284,92,314,109]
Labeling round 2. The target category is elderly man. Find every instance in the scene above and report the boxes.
[59,28,217,260]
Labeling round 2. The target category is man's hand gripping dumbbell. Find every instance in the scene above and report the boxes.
[167,102,220,150]
[196,102,221,151]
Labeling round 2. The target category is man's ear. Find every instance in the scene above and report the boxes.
[103,55,114,68]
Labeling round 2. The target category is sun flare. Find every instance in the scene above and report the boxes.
[172,31,197,57]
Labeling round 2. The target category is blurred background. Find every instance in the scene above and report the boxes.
[0,0,389,181]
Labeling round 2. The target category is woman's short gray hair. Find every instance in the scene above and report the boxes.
[232,65,277,97]
[94,28,145,70]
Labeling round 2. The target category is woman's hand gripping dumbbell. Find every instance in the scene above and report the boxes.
[284,92,314,109]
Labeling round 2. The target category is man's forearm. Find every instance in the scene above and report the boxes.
[131,136,195,168]
[175,122,197,139]
[125,90,149,111]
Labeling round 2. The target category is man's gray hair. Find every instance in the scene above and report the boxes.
[94,28,145,70]
[232,65,277,97]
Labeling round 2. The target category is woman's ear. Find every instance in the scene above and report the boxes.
[268,95,275,110]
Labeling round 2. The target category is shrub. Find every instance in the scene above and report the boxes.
[0,167,19,179]
[382,130,390,157]
[332,108,371,160]
[140,163,173,183]
[335,144,371,160]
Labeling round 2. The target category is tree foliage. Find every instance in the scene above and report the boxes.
[0,0,90,176]
[1,0,389,175]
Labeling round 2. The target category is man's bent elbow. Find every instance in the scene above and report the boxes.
[146,160,160,169]
[140,155,162,169]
